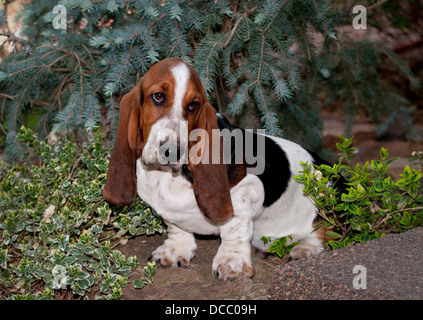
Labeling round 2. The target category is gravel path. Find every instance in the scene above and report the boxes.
[270,227,423,300]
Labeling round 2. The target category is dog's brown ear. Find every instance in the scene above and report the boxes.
[103,85,142,206]
[191,102,234,223]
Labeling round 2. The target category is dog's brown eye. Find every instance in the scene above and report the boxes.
[152,93,165,105]
[188,102,200,113]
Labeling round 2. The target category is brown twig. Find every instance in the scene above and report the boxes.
[371,206,423,232]
[0,93,13,100]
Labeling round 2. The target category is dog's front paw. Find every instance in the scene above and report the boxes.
[149,239,197,268]
[212,252,255,280]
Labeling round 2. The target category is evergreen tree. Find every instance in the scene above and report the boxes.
[0,0,420,161]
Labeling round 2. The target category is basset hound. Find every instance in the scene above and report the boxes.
[103,57,326,280]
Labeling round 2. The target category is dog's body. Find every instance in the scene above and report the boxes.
[103,57,324,280]
[137,133,322,279]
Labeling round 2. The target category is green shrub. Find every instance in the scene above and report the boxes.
[294,137,423,250]
[0,127,163,300]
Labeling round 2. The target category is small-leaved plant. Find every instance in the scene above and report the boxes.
[0,126,164,299]
[294,136,423,250]
[260,235,299,258]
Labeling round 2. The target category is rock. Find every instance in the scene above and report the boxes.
[270,227,423,300]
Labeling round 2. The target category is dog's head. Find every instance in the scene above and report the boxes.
[103,58,234,223]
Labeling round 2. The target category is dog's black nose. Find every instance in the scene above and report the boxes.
[159,142,183,162]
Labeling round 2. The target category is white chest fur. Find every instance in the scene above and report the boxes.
[136,160,220,234]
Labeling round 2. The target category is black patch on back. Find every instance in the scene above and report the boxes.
[256,135,291,207]
[217,114,291,208]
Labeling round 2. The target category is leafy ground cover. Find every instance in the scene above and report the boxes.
[0,127,163,299]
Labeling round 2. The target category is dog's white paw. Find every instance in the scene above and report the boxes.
[212,250,255,280]
[149,238,197,268]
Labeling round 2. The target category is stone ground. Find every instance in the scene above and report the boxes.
[270,227,423,300]
[116,110,423,300]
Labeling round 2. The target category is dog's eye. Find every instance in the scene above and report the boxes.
[152,93,165,105]
[187,102,200,113]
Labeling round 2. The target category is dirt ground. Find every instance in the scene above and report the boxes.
[118,233,283,300]
[115,109,423,300]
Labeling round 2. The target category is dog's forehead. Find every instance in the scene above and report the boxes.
[149,57,183,74]
[141,59,178,87]
[171,62,190,86]
[142,58,203,94]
